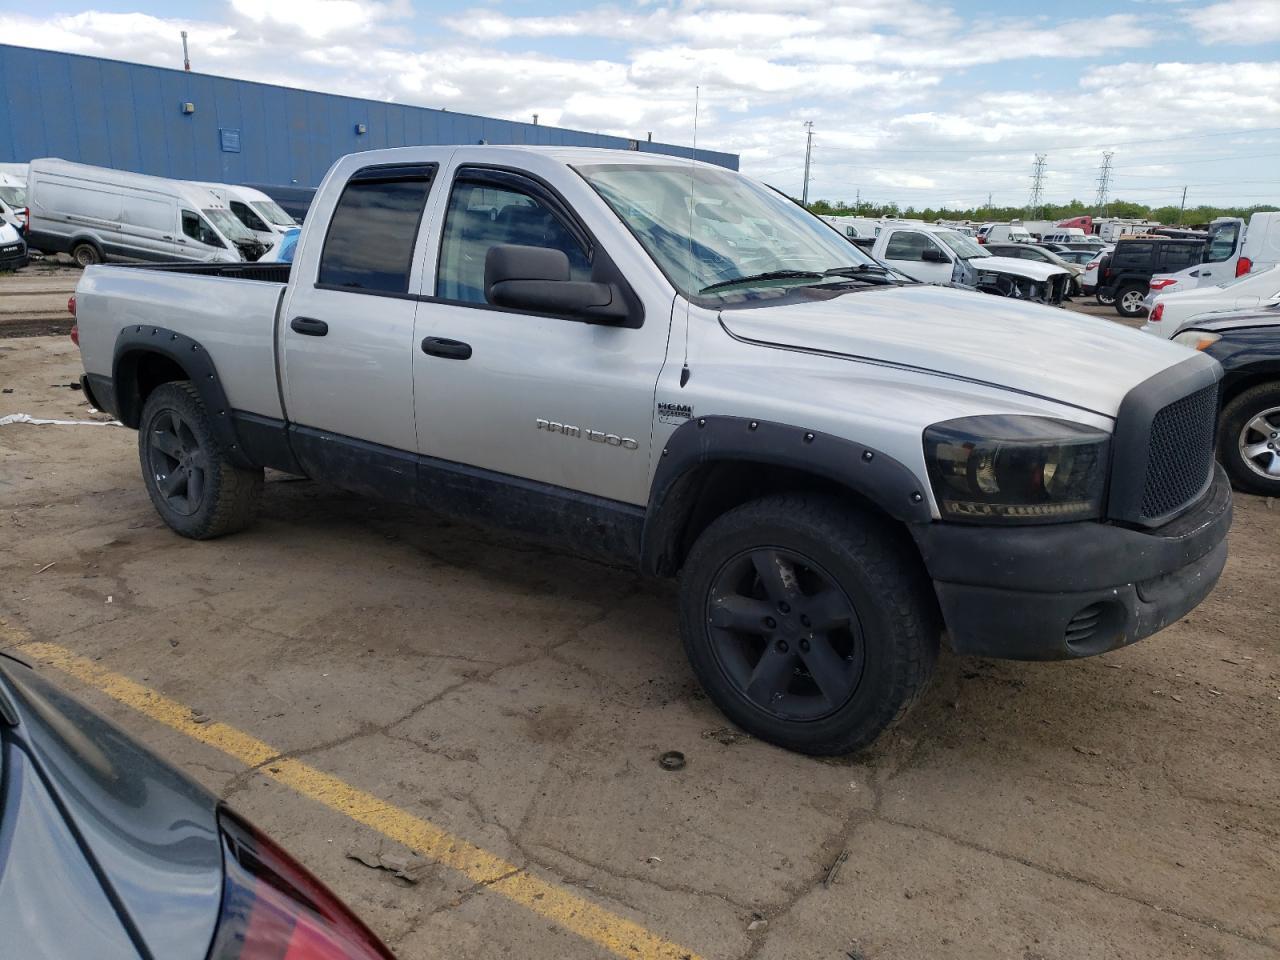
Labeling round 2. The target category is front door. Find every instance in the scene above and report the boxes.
[881,230,951,283]
[280,163,438,496]
[412,165,668,506]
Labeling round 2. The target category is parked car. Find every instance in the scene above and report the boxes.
[1141,264,1280,338]
[1172,307,1280,496]
[0,169,28,235]
[1040,228,1087,244]
[821,215,885,241]
[241,182,314,224]
[873,223,1072,303]
[1097,237,1205,317]
[976,222,1033,244]
[1079,253,1110,302]
[70,145,1231,756]
[259,226,301,263]
[0,217,28,270]
[27,159,266,266]
[0,651,396,960]
[984,242,1085,295]
[1050,249,1098,267]
[199,182,302,246]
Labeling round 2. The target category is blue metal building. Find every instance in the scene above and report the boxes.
[0,44,737,188]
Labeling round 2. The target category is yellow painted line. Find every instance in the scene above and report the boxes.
[15,637,701,960]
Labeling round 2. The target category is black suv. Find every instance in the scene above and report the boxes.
[1098,238,1204,317]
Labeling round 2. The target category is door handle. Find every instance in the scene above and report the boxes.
[162,235,173,241]
[421,337,472,360]
[290,316,329,337]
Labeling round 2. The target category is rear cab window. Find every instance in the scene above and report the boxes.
[317,165,436,294]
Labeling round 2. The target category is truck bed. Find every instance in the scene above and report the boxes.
[76,263,288,420]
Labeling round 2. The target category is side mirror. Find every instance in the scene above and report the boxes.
[484,244,629,323]
[921,248,948,263]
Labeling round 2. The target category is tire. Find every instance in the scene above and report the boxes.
[71,242,102,267]
[1095,289,1115,306]
[678,494,939,755]
[1217,383,1280,497]
[138,382,263,539]
[1115,284,1147,317]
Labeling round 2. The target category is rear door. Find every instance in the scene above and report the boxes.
[280,163,438,496]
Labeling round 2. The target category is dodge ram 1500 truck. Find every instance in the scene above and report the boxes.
[71,146,1232,755]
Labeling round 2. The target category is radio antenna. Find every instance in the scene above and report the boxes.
[680,85,699,388]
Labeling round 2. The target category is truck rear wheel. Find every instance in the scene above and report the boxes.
[1218,383,1280,497]
[678,494,938,755]
[138,382,263,539]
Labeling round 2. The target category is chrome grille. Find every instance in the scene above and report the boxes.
[1140,383,1218,521]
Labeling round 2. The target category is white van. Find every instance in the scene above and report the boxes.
[26,159,265,266]
[1041,228,1086,244]
[197,182,299,245]
[977,222,1033,244]
[0,170,28,235]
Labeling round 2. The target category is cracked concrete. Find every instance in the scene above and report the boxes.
[2,334,1278,960]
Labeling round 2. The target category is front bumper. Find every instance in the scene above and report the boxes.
[910,465,1232,660]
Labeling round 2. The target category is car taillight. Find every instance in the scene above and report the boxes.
[206,808,396,960]
[1148,278,1176,291]
[1237,257,1252,277]
[1086,260,1100,270]
[67,295,76,316]
[1150,303,1164,323]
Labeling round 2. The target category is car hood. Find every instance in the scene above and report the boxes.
[0,655,223,960]
[974,255,1071,282]
[719,283,1199,417]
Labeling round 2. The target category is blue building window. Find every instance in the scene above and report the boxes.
[219,128,242,153]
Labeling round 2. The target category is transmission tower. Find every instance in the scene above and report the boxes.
[1094,152,1114,216]
[1027,154,1047,219]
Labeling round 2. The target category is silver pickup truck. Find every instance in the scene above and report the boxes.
[72,145,1232,755]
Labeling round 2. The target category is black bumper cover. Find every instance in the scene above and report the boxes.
[910,466,1232,660]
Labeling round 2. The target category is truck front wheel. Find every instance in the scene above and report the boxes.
[138,382,263,539]
[678,495,938,755]
[1218,383,1280,497]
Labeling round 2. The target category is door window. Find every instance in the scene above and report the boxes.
[1205,222,1239,263]
[182,210,223,247]
[1160,244,1200,271]
[230,200,269,233]
[317,166,436,294]
[436,175,591,304]
[884,231,934,261]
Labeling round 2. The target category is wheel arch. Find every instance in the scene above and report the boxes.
[1220,365,1280,409]
[640,416,933,577]
[113,324,255,469]
[69,235,107,262]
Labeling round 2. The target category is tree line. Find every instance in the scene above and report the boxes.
[804,197,1279,227]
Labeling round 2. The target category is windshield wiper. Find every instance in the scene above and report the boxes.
[823,264,888,276]
[700,270,823,294]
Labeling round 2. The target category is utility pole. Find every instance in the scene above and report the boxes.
[986,192,992,211]
[1027,153,1047,219]
[801,121,814,206]
[181,31,190,72]
[855,188,860,213]
[1094,151,1114,217]
[1177,185,1187,225]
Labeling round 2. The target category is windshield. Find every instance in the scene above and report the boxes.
[934,230,988,260]
[577,163,887,301]
[0,186,25,208]
[203,208,256,243]
[252,199,296,227]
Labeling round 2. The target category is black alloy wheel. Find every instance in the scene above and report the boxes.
[146,407,209,516]
[706,547,865,722]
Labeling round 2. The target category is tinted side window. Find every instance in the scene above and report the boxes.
[1161,244,1200,271]
[884,231,931,261]
[437,178,591,304]
[318,168,435,294]
[231,200,268,232]
[1113,242,1153,268]
[1205,223,1239,263]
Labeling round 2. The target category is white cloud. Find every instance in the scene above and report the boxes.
[1185,0,1280,44]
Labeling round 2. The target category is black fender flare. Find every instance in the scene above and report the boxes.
[112,324,256,469]
[640,415,933,575]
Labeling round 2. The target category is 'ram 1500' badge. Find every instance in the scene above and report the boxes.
[536,419,639,450]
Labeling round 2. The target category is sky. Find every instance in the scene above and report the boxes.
[3,0,1279,210]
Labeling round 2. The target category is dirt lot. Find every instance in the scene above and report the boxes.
[0,259,78,338]
[1,328,1278,959]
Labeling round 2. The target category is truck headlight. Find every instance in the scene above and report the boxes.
[923,416,1110,523]
[1172,330,1220,351]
